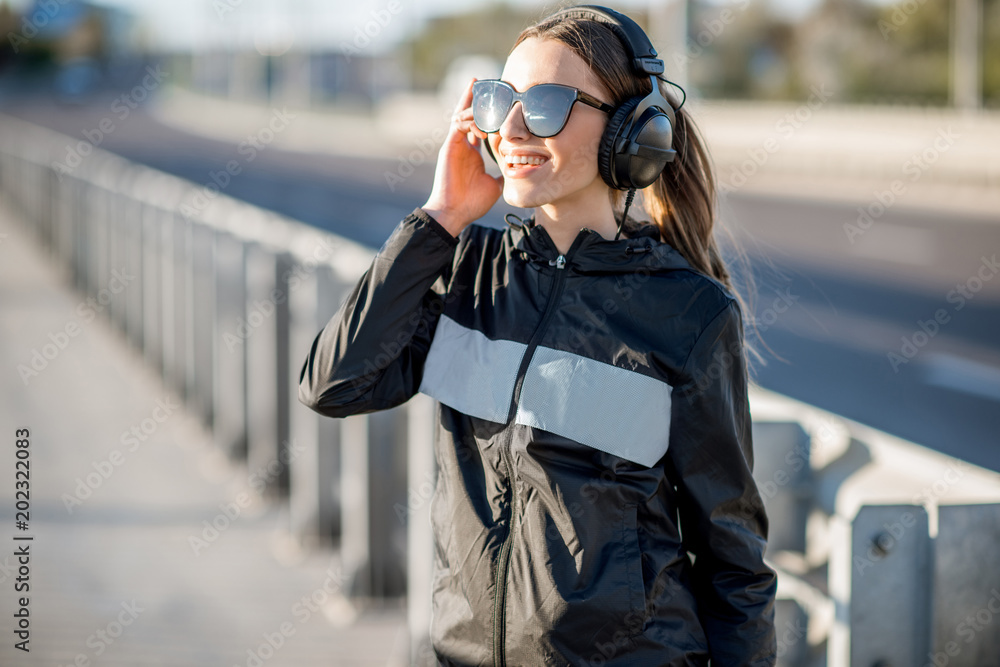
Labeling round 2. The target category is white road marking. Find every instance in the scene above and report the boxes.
[921,352,1000,403]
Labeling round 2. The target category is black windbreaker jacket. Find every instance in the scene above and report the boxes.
[298,207,778,666]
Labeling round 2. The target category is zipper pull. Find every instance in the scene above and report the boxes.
[549,254,566,269]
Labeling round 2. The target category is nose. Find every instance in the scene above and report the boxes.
[498,100,529,142]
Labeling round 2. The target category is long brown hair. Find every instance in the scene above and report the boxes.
[511,9,763,373]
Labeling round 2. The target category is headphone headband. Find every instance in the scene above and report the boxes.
[545,5,665,76]
[479,3,680,200]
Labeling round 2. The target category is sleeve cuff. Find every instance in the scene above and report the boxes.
[411,207,460,247]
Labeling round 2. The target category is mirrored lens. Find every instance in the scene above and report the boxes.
[472,81,512,133]
[522,84,577,138]
[472,81,579,138]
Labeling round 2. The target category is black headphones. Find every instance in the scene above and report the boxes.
[482,4,682,192]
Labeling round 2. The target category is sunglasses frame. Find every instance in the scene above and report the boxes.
[472,79,615,138]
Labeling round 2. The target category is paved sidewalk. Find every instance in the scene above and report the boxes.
[0,198,409,665]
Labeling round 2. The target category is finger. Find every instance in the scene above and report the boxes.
[455,119,487,141]
[450,108,472,125]
[454,77,477,113]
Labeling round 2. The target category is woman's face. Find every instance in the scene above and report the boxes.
[489,37,613,211]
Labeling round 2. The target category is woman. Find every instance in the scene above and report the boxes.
[299,5,777,665]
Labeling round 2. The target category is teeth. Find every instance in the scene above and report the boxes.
[505,155,546,166]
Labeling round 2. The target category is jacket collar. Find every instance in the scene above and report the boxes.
[508,214,694,275]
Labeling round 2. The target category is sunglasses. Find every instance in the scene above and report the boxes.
[472,79,615,138]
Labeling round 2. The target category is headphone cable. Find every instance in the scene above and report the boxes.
[657,75,686,112]
[614,187,637,242]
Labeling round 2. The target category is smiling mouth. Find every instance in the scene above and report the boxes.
[505,155,547,166]
[502,154,549,175]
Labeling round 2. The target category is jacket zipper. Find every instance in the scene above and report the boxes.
[492,429,516,667]
[492,231,589,667]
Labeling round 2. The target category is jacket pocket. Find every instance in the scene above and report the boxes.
[621,502,647,637]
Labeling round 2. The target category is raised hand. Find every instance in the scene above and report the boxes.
[421,78,504,237]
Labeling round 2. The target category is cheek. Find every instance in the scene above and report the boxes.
[549,129,602,181]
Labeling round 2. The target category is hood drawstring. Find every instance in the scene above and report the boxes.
[512,200,652,263]
[625,243,653,256]
[505,213,527,231]
[613,188,636,242]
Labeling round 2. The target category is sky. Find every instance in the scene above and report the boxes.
[11,0,890,51]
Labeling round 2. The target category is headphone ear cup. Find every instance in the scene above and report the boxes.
[597,97,640,190]
[617,105,676,189]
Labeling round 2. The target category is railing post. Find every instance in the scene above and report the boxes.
[108,190,127,334]
[156,201,175,376]
[189,221,216,429]
[141,202,163,374]
[340,407,408,600]
[213,229,248,460]
[340,413,370,597]
[161,211,187,396]
[407,393,438,666]
[830,504,931,666]
[751,421,812,555]
[287,261,341,544]
[243,242,292,495]
[931,503,1000,662]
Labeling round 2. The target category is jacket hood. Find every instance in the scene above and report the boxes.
[507,213,694,276]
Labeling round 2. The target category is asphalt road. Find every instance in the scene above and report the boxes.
[3,86,998,473]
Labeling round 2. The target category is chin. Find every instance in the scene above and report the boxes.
[502,182,547,210]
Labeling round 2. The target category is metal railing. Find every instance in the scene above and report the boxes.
[3,113,999,667]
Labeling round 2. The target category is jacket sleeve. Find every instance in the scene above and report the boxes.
[298,207,461,418]
[665,298,778,666]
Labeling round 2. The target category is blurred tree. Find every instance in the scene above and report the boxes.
[850,0,952,105]
[402,3,542,92]
[396,0,995,107]
[794,0,998,107]
[984,0,999,108]
[791,0,885,101]
[688,0,799,100]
